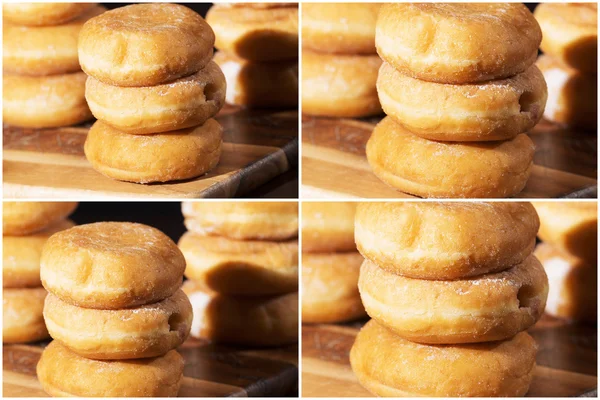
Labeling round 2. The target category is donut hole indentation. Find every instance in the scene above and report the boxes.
[204,83,218,102]
[517,284,536,309]
[168,313,184,332]
[518,91,536,113]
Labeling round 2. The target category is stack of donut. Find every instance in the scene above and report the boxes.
[207,3,298,108]
[350,202,549,397]
[301,3,382,117]
[533,202,597,322]
[3,202,77,344]
[37,222,192,397]
[534,4,597,130]
[79,4,226,184]
[367,4,548,198]
[301,202,366,323]
[2,3,104,128]
[179,202,299,347]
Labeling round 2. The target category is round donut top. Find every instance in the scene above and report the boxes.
[3,202,78,236]
[535,3,597,27]
[182,201,298,218]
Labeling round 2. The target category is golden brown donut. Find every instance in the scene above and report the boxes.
[84,120,222,184]
[359,256,548,344]
[78,3,215,87]
[302,3,382,54]
[2,3,96,26]
[207,5,298,62]
[179,232,298,296]
[213,52,298,108]
[355,202,539,280]
[376,3,541,84]
[3,219,75,288]
[3,73,93,129]
[301,202,357,253]
[183,280,298,347]
[37,341,184,397]
[3,202,77,236]
[378,63,548,141]
[40,222,186,309]
[182,201,298,240]
[3,287,49,344]
[302,252,366,324]
[44,289,192,360]
[350,320,537,397]
[366,117,535,198]
[302,50,381,118]
[535,3,597,73]
[220,3,296,9]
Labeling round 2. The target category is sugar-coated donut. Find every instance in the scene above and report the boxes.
[3,220,75,288]
[79,3,215,87]
[183,280,298,347]
[41,222,185,309]
[3,73,92,129]
[3,202,77,236]
[536,55,597,130]
[3,287,49,344]
[535,243,597,322]
[44,289,192,360]
[182,201,298,240]
[359,256,548,344]
[207,5,298,62]
[302,50,381,118]
[350,321,537,397]
[213,52,298,108]
[376,3,541,84]
[302,3,382,54]
[378,63,547,141]
[302,252,366,324]
[355,202,540,280]
[179,232,298,296]
[37,341,184,397]
[301,202,357,253]
[366,117,535,198]
[84,120,222,184]
[2,3,96,26]
[535,3,597,73]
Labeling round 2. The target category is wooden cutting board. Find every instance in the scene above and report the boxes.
[302,315,597,397]
[3,105,298,199]
[302,116,598,199]
[4,338,298,397]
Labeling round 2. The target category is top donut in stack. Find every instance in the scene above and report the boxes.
[78,4,226,184]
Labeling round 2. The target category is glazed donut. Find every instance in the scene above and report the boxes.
[183,280,298,347]
[44,289,192,360]
[179,232,298,296]
[3,220,75,288]
[3,6,105,76]
[3,287,49,344]
[532,202,597,261]
[2,3,96,26]
[366,117,535,198]
[86,62,226,134]
[79,3,215,87]
[213,52,298,108]
[535,243,597,322]
[37,341,184,397]
[350,320,537,397]
[535,3,597,73]
[302,3,382,54]
[302,252,366,324]
[302,50,381,118]
[378,63,548,141]
[301,202,357,253]
[40,222,186,309]
[376,3,541,84]
[3,201,77,236]
[3,73,92,129]
[182,201,298,240]
[536,55,597,130]
[207,5,298,62]
[84,120,222,184]
[355,202,540,280]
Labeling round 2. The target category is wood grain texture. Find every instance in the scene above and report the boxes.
[3,105,298,199]
[302,116,598,199]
